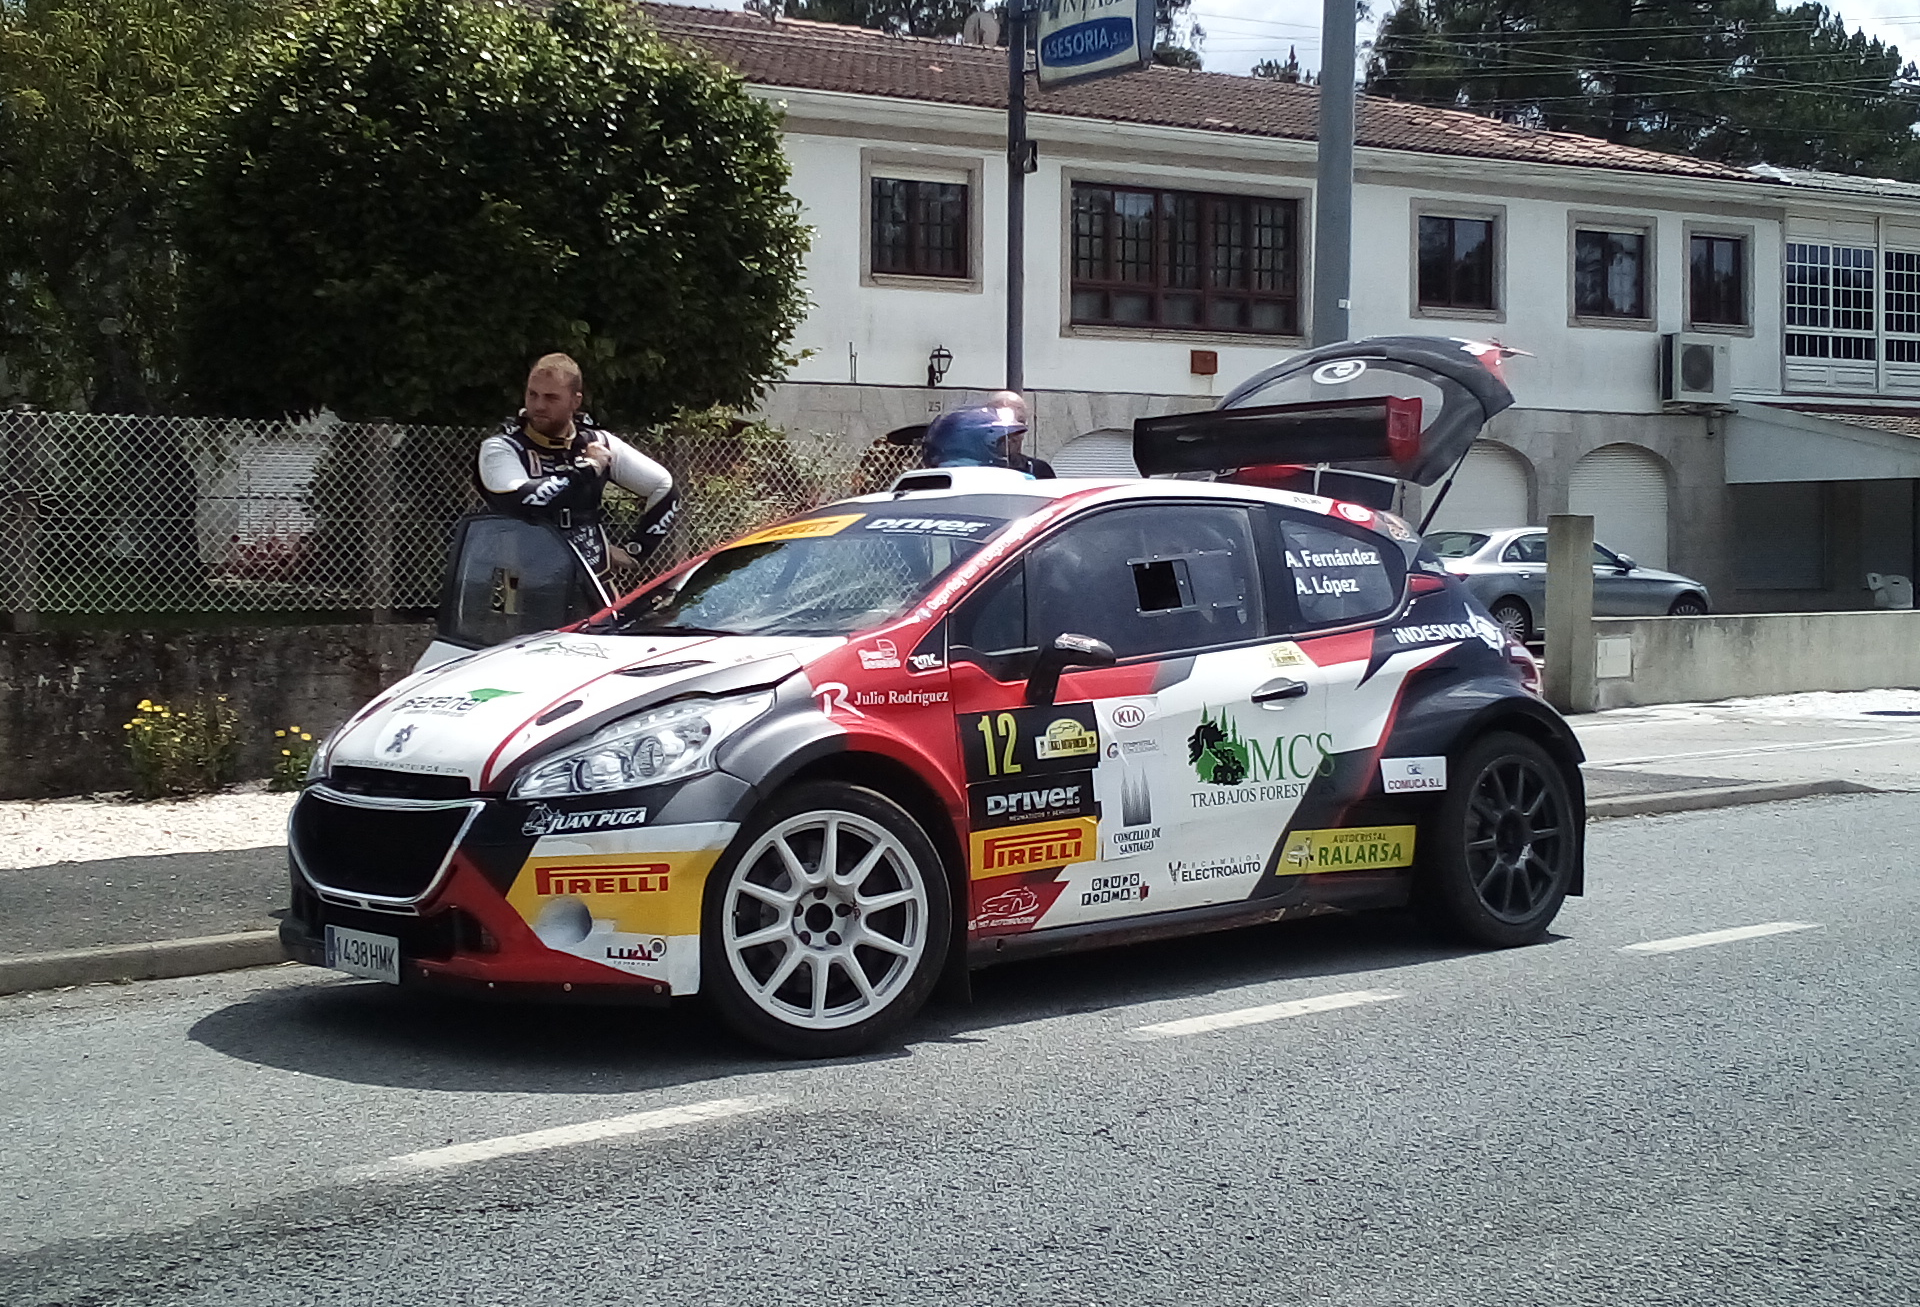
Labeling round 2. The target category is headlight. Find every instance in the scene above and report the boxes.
[509,693,774,799]
[307,728,340,782]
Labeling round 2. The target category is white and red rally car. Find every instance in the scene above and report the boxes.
[283,337,1585,1056]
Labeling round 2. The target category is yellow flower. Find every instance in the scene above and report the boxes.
[289,724,301,732]
[123,723,133,730]
[137,699,152,711]
[280,749,291,757]
[299,733,312,742]
[275,730,286,737]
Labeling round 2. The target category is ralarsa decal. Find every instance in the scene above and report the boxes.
[1278,826,1417,873]
[960,704,1101,782]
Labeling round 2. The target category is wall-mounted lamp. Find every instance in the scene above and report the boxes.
[927,345,953,388]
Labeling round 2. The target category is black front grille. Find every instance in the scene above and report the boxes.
[290,790,474,900]
[329,766,473,800]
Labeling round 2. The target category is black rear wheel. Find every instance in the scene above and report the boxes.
[1668,594,1708,617]
[1422,732,1577,946]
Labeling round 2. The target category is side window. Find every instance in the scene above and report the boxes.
[1275,513,1402,630]
[1027,504,1263,658]
[950,561,1028,658]
[1502,534,1548,564]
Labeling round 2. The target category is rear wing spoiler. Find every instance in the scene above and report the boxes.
[1133,336,1518,488]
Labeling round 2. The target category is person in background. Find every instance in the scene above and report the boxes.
[985,389,1055,478]
[921,404,1036,474]
[476,353,678,575]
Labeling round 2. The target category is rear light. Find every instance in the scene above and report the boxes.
[1507,638,1542,695]
[1408,573,1447,595]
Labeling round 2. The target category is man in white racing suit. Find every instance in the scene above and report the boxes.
[475,353,677,575]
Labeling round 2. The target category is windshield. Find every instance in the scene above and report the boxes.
[1424,531,1490,559]
[609,496,1048,637]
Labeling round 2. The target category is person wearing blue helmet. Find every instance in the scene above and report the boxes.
[921,398,1055,477]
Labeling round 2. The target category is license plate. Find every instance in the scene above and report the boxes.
[324,925,400,984]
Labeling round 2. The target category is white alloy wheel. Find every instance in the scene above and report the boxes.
[719,809,932,1032]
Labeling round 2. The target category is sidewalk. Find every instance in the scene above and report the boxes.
[2,690,1915,995]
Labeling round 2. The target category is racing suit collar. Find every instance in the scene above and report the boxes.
[521,416,576,451]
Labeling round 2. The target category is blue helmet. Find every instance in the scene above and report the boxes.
[922,405,1027,469]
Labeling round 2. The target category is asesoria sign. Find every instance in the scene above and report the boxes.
[1036,0,1153,89]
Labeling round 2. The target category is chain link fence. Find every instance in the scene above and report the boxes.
[0,409,917,621]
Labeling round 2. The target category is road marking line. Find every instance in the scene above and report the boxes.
[1586,733,1920,769]
[1127,988,1402,1041]
[342,1095,784,1182]
[1621,922,1820,954]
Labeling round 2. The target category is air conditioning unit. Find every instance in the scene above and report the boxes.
[1661,333,1732,405]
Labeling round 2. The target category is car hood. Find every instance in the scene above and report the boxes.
[326,631,845,788]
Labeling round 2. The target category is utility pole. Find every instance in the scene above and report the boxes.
[1006,1,1034,392]
[1311,0,1355,346]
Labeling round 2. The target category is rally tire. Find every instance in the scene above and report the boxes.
[702,782,951,1058]
[1420,732,1576,947]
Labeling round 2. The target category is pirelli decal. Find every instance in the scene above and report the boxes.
[968,817,1099,880]
[731,513,864,548]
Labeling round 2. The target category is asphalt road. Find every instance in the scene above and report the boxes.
[1,793,1914,1306]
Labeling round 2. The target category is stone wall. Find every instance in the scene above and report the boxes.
[0,623,432,799]
[1588,610,1920,710]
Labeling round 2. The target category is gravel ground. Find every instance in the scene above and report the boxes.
[0,784,295,870]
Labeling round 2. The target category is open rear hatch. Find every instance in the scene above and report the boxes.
[1132,336,1517,490]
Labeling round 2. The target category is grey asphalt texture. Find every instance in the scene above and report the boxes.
[0,791,1913,1306]
[0,848,285,956]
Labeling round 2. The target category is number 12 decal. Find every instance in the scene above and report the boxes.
[975,712,1022,777]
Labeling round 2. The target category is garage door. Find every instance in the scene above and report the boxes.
[1050,428,1139,477]
[1425,441,1531,534]
[1569,444,1670,568]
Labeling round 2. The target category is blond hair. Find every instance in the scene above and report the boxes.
[528,352,583,393]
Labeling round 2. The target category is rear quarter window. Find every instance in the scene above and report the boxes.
[1274,512,1404,630]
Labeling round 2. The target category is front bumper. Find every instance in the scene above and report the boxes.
[285,773,750,999]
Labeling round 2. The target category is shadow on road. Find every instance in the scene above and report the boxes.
[188,909,1511,1094]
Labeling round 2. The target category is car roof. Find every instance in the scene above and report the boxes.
[854,464,1370,522]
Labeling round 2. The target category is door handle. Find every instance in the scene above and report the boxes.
[1252,677,1309,706]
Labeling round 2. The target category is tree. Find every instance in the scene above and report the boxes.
[1252,47,1310,83]
[778,0,978,39]
[180,0,810,426]
[1368,0,1920,177]
[0,0,297,411]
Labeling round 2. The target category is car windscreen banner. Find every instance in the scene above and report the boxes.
[1132,337,1517,487]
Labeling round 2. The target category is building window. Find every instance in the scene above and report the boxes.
[1418,215,1495,311]
[1688,234,1746,326]
[1573,228,1648,318]
[1070,183,1299,335]
[871,177,969,279]
[1785,243,1876,360]
[1884,251,1920,363]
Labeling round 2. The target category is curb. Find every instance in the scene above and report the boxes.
[0,930,287,998]
[1587,778,1879,820]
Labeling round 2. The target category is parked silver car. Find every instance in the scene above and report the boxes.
[1426,527,1711,641]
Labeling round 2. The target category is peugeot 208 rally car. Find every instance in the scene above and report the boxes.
[283,338,1586,1057]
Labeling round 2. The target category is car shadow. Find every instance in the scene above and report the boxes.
[188,910,1538,1095]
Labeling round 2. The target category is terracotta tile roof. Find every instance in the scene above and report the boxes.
[638,3,1754,183]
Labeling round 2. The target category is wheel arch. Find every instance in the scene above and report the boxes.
[1454,699,1587,896]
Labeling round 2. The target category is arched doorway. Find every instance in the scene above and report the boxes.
[1570,444,1671,568]
[1426,441,1531,533]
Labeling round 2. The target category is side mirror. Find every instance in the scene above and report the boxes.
[1026,633,1117,706]
[1615,555,1636,573]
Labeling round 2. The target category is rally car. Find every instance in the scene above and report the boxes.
[282,337,1586,1057]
